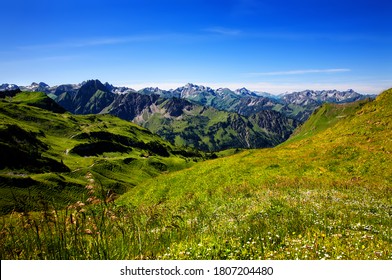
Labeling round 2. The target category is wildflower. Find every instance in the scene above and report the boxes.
[73,201,85,208]
[362,235,373,240]
[84,229,93,235]
[91,198,101,204]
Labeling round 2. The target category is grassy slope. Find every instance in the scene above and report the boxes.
[1,90,390,260]
[11,91,66,113]
[0,92,204,214]
[117,89,392,259]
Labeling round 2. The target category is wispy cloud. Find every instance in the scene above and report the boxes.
[18,35,167,50]
[68,35,164,47]
[17,32,217,51]
[247,68,351,76]
[204,27,241,36]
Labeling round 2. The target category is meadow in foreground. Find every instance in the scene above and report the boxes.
[1,170,390,260]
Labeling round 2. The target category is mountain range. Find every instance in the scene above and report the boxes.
[7,81,371,120]
[1,80,372,151]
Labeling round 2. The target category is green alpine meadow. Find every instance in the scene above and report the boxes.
[0,91,207,214]
[0,88,391,260]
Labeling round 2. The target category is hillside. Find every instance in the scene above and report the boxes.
[0,92,205,215]
[1,89,390,260]
[116,88,392,259]
[122,89,391,205]
[9,91,66,113]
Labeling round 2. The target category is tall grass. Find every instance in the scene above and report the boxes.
[1,172,391,260]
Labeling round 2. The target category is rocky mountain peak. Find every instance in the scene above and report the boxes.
[79,79,108,92]
[234,87,257,97]
[0,83,20,91]
[38,82,49,87]
[104,82,115,92]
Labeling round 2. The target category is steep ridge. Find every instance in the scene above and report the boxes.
[57,79,116,114]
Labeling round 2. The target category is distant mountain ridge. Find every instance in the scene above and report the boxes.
[6,81,371,106]
[2,80,372,151]
[48,80,298,151]
[281,89,365,106]
[135,83,372,121]
[8,81,373,122]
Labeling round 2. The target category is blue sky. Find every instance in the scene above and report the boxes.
[1,0,391,94]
